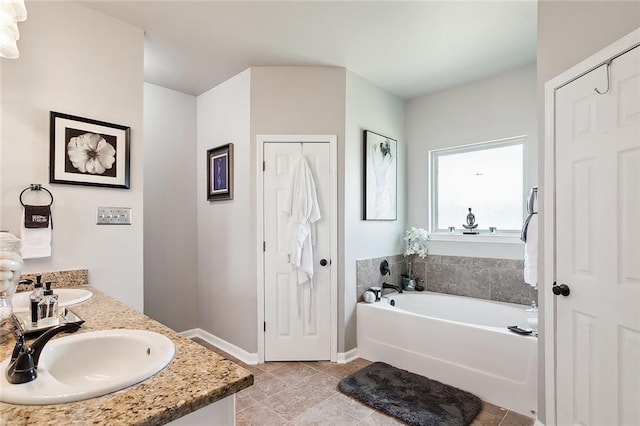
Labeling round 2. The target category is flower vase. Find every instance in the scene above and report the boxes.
[402,255,416,290]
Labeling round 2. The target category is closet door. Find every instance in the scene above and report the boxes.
[263,142,332,361]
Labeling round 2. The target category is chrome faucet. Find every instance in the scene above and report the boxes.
[381,282,402,296]
[5,315,81,384]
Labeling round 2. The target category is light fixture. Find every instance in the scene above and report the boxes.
[0,0,27,59]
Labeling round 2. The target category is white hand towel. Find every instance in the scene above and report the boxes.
[20,208,52,259]
[522,187,538,287]
[523,213,538,286]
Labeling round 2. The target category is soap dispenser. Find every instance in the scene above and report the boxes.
[29,275,44,326]
[37,282,59,327]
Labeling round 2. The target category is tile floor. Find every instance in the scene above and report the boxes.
[193,338,534,426]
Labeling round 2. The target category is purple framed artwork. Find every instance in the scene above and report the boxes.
[207,143,234,201]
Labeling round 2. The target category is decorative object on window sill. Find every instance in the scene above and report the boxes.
[363,130,397,221]
[0,0,27,59]
[489,227,497,234]
[403,227,428,290]
[206,143,234,201]
[50,112,131,189]
[462,207,479,235]
[448,226,456,233]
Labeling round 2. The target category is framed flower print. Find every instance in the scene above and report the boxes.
[49,111,131,189]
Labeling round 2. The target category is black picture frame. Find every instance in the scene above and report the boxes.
[207,143,234,201]
[363,130,397,221]
[49,111,131,189]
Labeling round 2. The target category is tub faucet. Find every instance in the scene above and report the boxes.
[5,316,81,384]
[381,282,402,295]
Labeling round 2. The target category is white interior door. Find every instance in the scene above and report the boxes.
[555,46,640,425]
[263,142,332,361]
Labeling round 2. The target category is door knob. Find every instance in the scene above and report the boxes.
[319,259,328,267]
[552,283,571,297]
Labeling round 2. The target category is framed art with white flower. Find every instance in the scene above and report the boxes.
[207,143,234,201]
[49,111,131,189]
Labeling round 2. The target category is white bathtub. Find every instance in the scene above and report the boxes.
[357,291,537,417]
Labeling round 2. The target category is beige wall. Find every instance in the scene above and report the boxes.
[196,66,406,355]
[406,64,537,260]
[537,1,640,422]
[250,66,347,352]
[0,2,144,310]
[538,0,640,88]
[197,70,253,351]
[344,71,405,351]
[143,83,198,330]
[196,66,347,353]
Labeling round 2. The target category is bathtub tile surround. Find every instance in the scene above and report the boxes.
[423,256,536,305]
[356,255,536,306]
[489,268,534,306]
[356,255,405,299]
[17,269,89,292]
[428,262,492,300]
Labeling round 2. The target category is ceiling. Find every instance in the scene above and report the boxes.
[80,1,537,99]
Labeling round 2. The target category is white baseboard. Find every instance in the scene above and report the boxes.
[336,347,359,364]
[534,419,545,426]
[182,328,356,366]
[180,328,259,365]
[179,328,200,339]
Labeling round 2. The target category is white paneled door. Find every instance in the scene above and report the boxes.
[555,45,640,425]
[263,142,332,361]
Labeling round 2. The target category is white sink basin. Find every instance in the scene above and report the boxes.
[0,329,175,405]
[11,288,93,313]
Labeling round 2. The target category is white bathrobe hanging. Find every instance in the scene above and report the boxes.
[286,155,321,287]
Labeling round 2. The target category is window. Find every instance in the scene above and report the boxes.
[429,136,525,234]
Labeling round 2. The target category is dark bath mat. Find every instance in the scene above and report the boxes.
[338,362,482,426]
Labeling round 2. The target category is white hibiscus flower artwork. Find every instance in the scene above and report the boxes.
[66,132,116,175]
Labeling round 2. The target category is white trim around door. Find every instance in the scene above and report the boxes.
[256,134,338,363]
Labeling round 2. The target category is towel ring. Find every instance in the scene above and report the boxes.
[19,184,54,207]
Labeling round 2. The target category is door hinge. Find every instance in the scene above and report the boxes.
[264,322,266,332]
[263,241,266,252]
[263,161,265,172]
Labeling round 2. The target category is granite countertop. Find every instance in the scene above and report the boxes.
[0,287,254,425]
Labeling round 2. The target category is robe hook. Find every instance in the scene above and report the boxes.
[594,60,612,95]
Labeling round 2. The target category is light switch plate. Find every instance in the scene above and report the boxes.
[97,207,132,225]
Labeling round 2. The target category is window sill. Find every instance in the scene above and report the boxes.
[428,233,523,244]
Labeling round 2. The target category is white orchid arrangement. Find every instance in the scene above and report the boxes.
[404,227,429,258]
[403,227,428,279]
